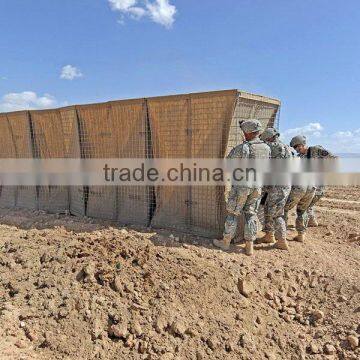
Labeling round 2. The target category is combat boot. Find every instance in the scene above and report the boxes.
[294,233,306,243]
[213,234,231,251]
[259,232,275,244]
[245,241,254,256]
[308,217,318,227]
[274,237,290,251]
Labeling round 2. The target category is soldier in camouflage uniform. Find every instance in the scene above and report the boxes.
[213,119,270,256]
[284,135,315,242]
[290,135,336,227]
[285,135,335,242]
[259,128,294,251]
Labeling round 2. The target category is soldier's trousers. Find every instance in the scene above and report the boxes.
[308,186,325,220]
[264,186,291,240]
[284,186,316,234]
[224,186,262,242]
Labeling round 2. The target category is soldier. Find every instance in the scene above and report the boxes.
[290,135,336,227]
[259,128,293,250]
[284,135,316,242]
[213,119,270,256]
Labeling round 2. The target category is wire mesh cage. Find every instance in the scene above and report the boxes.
[0,89,280,238]
[76,102,118,220]
[148,90,237,237]
[109,99,150,226]
[75,99,151,225]
[31,107,79,214]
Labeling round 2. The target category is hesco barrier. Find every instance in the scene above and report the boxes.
[0,89,280,238]
[31,107,81,214]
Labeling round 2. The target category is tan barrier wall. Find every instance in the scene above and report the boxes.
[0,89,280,238]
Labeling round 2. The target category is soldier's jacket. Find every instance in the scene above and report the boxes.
[306,145,336,159]
[300,145,336,194]
[227,137,270,159]
[227,136,270,191]
[263,139,294,193]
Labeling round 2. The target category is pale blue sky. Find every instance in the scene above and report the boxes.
[0,0,359,152]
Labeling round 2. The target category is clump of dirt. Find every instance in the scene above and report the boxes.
[0,187,359,359]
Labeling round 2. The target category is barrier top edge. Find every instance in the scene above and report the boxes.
[0,89,280,115]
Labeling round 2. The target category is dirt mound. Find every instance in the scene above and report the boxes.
[0,188,359,359]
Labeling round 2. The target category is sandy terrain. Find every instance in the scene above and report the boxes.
[0,187,359,359]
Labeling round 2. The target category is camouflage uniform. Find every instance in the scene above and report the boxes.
[263,139,293,240]
[285,141,335,233]
[284,185,316,234]
[224,137,270,243]
[305,146,336,222]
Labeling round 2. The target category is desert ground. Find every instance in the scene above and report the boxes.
[0,187,359,359]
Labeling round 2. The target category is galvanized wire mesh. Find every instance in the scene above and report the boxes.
[0,89,280,238]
